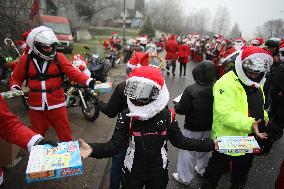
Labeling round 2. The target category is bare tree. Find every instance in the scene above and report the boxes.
[230,22,242,38]
[74,0,118,22]
[0,0,32,55]
[212,6,231,35]
[190,8,211,36]
[148,0,184,33]
[255,19,284,38]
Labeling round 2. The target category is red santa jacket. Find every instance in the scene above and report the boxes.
[178,44,190,64]
[9,53,92,110]
[127,52,150,69]
[0,96,41,151]
[165,37,179,61]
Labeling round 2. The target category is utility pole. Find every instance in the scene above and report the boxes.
[123,0,126,45]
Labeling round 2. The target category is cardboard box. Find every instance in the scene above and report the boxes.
[0,139,21,167]
[94,83,112,93]
[26,141,83,183]
[217,136,261,154]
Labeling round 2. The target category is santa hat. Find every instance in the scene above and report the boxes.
[279,41,284,62]
[220,47,240,64]
[235,46,273,88]
[125,66,169,120]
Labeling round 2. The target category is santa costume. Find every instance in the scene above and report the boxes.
[9,26,93,141]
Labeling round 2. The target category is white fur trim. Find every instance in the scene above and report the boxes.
[127,62,136,69]
[235,52,266,88]
[10,85,21,90]
[126,76,162,90]
[27,134,43,152]
[220,50,240,64]
[86,78,93,87]
[126,84,169,120]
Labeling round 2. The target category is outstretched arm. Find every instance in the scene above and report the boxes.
[168,119,215,152]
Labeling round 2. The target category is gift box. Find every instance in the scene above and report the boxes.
[217,136,261,154]
[173,93,182,104]
[0,90,24,99]
[94,83,112,93]
[26,141,83,183]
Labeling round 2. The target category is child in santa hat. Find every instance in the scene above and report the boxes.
[79,66,218,189]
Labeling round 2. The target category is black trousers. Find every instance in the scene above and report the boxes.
[121,169,169,189]
[179,62,187,75]
[202,151,254,189]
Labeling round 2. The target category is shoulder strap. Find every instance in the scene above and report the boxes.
[25,54,32,85]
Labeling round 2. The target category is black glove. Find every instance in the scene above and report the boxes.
[35,138,58,147]
[88,79,96,89]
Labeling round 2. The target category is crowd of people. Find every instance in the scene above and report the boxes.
[0,24,284,189]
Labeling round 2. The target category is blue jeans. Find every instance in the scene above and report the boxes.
[110,149,127,189]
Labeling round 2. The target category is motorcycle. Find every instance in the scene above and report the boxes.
[107,43,121,67]
[64,81,100,121]
[84,46,111,83]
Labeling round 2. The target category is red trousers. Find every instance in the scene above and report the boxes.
[276,160,284,189]
[28,106,73,142]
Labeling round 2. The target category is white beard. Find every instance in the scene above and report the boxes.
[126,84,170,120]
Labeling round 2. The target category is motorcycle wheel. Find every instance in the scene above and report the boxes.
[81,94,100,121]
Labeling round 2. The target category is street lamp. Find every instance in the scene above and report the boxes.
[123,0,126,45]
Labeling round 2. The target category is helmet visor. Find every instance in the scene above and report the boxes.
[124,80,160,100]
[242,57,268,74]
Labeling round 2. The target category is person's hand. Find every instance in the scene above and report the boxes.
[214,139,220,150]
[78,138,93,159]
[251,119,268,139]
[35,138,58,147]
[11,86,22,92]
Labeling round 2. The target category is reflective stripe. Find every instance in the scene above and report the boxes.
[161,141,168,169]
[124,136,135,172]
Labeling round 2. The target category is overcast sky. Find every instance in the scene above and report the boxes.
[181,0,284,38]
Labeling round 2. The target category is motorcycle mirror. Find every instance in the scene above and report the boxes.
[84,46,90,50]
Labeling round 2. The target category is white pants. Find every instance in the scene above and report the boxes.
[176,129,212,183]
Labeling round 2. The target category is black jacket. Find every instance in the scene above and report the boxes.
[89,108,214,173]
[98,81,127,118]
[270,65,284,125]
[175,61,215,131]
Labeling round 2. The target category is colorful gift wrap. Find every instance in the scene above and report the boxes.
[26,141,83,183]
[0,90,24,99]
[94,82,112,93]
[217,136,261,154]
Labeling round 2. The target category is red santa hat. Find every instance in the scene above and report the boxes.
[125,66,169,120]
[220,47,240,64]
[235,46,273,88]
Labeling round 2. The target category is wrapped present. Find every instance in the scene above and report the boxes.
[94,82,112,93]
[173,93,182,104]
[0,90,24,99]
[217,136,261,154]
[26,141,83,183]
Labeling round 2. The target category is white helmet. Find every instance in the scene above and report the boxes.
[26,26,58,60]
